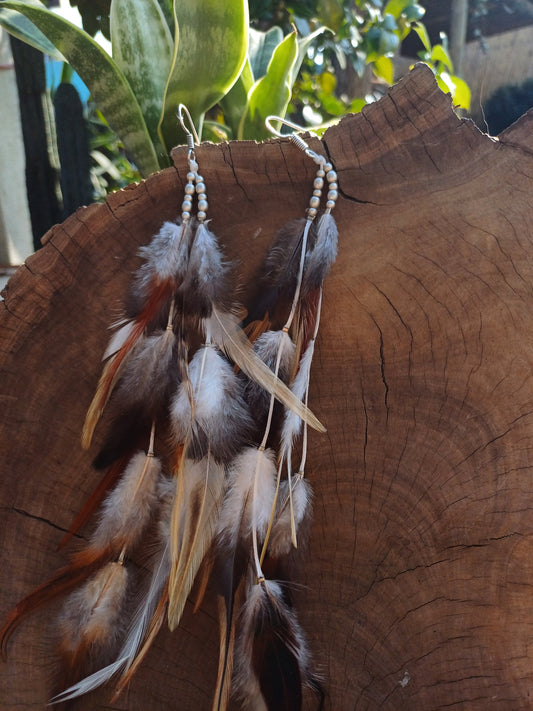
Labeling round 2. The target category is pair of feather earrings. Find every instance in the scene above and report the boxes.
[0,107,339,710]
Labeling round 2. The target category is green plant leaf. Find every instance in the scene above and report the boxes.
[219,58,253,137]
[0,5,64,60]
[412,20,431,53]
[159,0,248,152]
[248,25,283,81]
[450,74,470,110]
[1,0,160,176]
[110,0,172,159]
[437,72,470,110]
[383,0,411,17]
[430,43,453,72]
[373,55,394,84]
[238,30,298,140]
[155,0,174,33]
[317,0,343,32]
[291,26,327,87]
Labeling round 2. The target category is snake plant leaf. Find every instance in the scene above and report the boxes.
[0,5,64,60]
[1,0,160,177]
[291,26,327,87]
[248,25,283,81]
[238,30,298,141]
[155,0,174,34]
[110,0,173,162]
[158,0,248,152]
[219,57,253,138]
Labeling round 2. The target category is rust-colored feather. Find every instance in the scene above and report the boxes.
[0,546,112,659]
[82,278,175,449]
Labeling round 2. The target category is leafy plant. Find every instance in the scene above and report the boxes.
[0,0,249,176]
[412,20,470,111]
[0,0,472,185]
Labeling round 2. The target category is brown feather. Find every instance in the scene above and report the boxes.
[82,278,175,449]
[0,546,113,658]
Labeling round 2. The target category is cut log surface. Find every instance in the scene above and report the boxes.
[2,64,533,709]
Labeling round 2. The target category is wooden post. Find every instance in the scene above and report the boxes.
[2,65,533,709]
[450,0,469,76]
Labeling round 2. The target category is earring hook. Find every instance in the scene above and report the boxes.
[178,104,201,151]
[265,115,325,166]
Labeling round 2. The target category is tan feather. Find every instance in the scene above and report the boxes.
[168,454,226,630]
[207,307,325,433]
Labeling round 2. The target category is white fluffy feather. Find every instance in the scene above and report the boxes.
[58,562,128,653]
[92,451,162,551]
[268,478,312,558]
[136,220,193,286]
[217,448,276,547]
[280,339,315,452]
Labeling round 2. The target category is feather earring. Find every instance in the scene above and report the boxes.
[1,108,337,711]
[212,118,338,711]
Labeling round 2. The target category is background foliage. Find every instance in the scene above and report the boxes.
[0,0,470,196]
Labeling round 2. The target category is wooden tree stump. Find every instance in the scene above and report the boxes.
[2,64,533,709]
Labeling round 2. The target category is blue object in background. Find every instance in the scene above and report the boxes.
[45,55,89,102]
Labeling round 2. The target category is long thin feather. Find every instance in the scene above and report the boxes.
[52,480,175,703]
[58,455,130,549]
[82,279,174,449]
[206,307,325,433]
[168,454,226,629]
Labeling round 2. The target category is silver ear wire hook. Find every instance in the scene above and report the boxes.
[178,104,201,152]
[265,115,325,165]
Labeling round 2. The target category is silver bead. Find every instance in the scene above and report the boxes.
[197,192,207,202]
[313,189,322,197]
[196,181,206,194]
[326,199,336,209]
[327,190,338,201]
[313,177,324,190]
[324,162,333,173]
[182,211,191,221]
[198,199,208,212]
[197,210,207,221]
[328,182,338,191]
[184,183,195,195]
[307,207,318,218]
[327,170,337,183]
[309,196,320,209]
[186,171,195,182]
[316,168,325,178]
